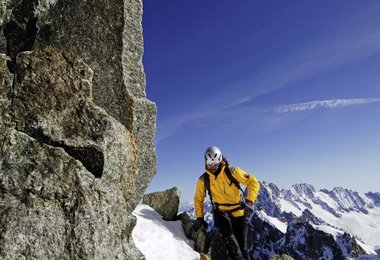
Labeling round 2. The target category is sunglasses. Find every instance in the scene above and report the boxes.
[207,163,220,167]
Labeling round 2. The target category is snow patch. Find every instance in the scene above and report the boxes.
[132,204,200,260]
[257,210,287,233]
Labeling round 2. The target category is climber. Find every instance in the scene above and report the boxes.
[193,146,260,260]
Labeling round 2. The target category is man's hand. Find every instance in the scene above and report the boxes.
[245,199,254,210]
[193,217,207,232]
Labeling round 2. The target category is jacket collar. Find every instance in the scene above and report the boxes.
[205,161,225,178]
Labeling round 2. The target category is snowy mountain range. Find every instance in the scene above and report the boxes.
[181,182,380,259]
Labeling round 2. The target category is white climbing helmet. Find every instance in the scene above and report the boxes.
[204,146,223,166]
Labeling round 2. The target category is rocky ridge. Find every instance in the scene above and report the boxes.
[1,0,156,259]
[142,187,181,221]
[180,181,379,259]
[143,187,292,259]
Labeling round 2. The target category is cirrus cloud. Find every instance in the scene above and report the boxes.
[276,98,380,113]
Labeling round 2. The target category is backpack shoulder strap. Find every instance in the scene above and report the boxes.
[202,172,212,200]
[224,162,244,193]
[202,172,215,210]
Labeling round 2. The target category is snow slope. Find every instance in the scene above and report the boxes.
[132,204,200,260]
[259,182,380,252]
[132,183,380,259]
[257,210,287,234]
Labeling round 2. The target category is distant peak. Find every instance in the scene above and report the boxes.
[332,187,347,193]
[290,183,316,193]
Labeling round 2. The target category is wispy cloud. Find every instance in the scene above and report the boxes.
[276,98,380,113]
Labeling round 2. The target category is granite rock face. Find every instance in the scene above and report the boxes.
[1,0,156,209]
[0,46,148,259]
[0,0,156,257]
[142,187,181,221]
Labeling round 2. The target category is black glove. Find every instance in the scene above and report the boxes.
[244,199,254,219]
[193,217,207,232]
[245,199,254,210]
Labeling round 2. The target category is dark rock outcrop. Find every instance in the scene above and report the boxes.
[143,187,181,221]
[298,209,324,225]
[255,181,283,217]
[178,212,208,254]
[1,0,156,258]
[337,233,367,258]
[285,222,345,260]
[248,213,285,259]
[366,192,380,207]
[179,212,228,259]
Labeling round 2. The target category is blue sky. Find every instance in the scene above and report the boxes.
[142,1,380,202]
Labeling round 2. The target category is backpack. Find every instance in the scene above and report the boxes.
[202,160,245,212]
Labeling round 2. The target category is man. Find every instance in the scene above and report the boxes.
[193,146,260,260]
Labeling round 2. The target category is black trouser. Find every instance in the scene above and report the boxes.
[213,209,250,260]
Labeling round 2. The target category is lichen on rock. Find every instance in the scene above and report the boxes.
[0,0,156,258]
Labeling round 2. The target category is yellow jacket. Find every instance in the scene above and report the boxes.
[194,162,260,218]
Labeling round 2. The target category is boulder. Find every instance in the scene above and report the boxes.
[1,0,156,258]
[0,46,147,259]
[0,0,156,209]
[1,127,142,259]
[143,187,181,221]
